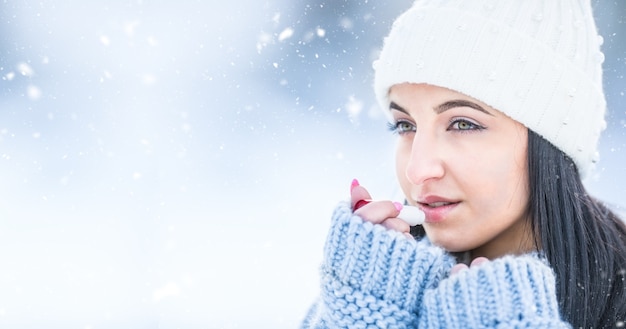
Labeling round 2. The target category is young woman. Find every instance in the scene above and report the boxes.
[302,0,626,328]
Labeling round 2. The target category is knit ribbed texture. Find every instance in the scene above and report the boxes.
[301,203,571,328]
[374,0,606,178]
[419,255,570,328]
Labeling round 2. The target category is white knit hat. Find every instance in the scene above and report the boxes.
[374,0,607,177]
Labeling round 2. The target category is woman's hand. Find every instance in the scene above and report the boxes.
[450,257,489,275]
[350,179,413,239]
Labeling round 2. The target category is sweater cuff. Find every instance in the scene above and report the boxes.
[421,255,571,328]
[321,202,454,312]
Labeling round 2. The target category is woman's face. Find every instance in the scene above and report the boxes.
[390,83,532,259]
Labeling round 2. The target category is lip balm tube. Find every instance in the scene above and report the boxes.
[397,206,425,226]
[353,199,425,226]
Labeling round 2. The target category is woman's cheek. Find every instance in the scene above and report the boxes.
[395,142,411,190]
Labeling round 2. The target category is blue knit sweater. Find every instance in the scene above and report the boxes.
[301,202,571,328]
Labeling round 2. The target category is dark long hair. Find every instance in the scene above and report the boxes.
[527,129,626,328]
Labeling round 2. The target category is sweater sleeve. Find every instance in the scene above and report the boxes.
[418,255,572,328]
[301,202,455,328]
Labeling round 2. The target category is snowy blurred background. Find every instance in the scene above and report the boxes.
[0,1,623,328]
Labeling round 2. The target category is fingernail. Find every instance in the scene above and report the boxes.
[470,257,489,267]
[450,264,468,276]
[350,179,360,192]
[393,202,404,211]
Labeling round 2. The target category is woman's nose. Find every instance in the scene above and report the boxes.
[404,133,445,186]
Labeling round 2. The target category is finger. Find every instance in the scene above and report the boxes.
[354,201,401,225]
[470,257,490,268]
[350,179,372,209]
[380,217,411,234]
[450,263,468,275]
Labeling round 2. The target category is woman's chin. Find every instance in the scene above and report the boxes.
[425,232,473,253]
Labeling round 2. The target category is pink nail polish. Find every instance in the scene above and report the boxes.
[393,202,404,211]
[350,178,360,192]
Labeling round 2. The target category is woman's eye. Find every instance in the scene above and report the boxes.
[448,118,485,131]
[387,120,415,134]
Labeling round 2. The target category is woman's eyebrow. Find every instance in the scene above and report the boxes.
[389,101,409,114]
[435,100,494,116]
[389,100,494,116]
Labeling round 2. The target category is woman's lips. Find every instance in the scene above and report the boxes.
[416,198,460,223]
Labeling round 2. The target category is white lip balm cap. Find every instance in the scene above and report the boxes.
[398,206,425,226]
